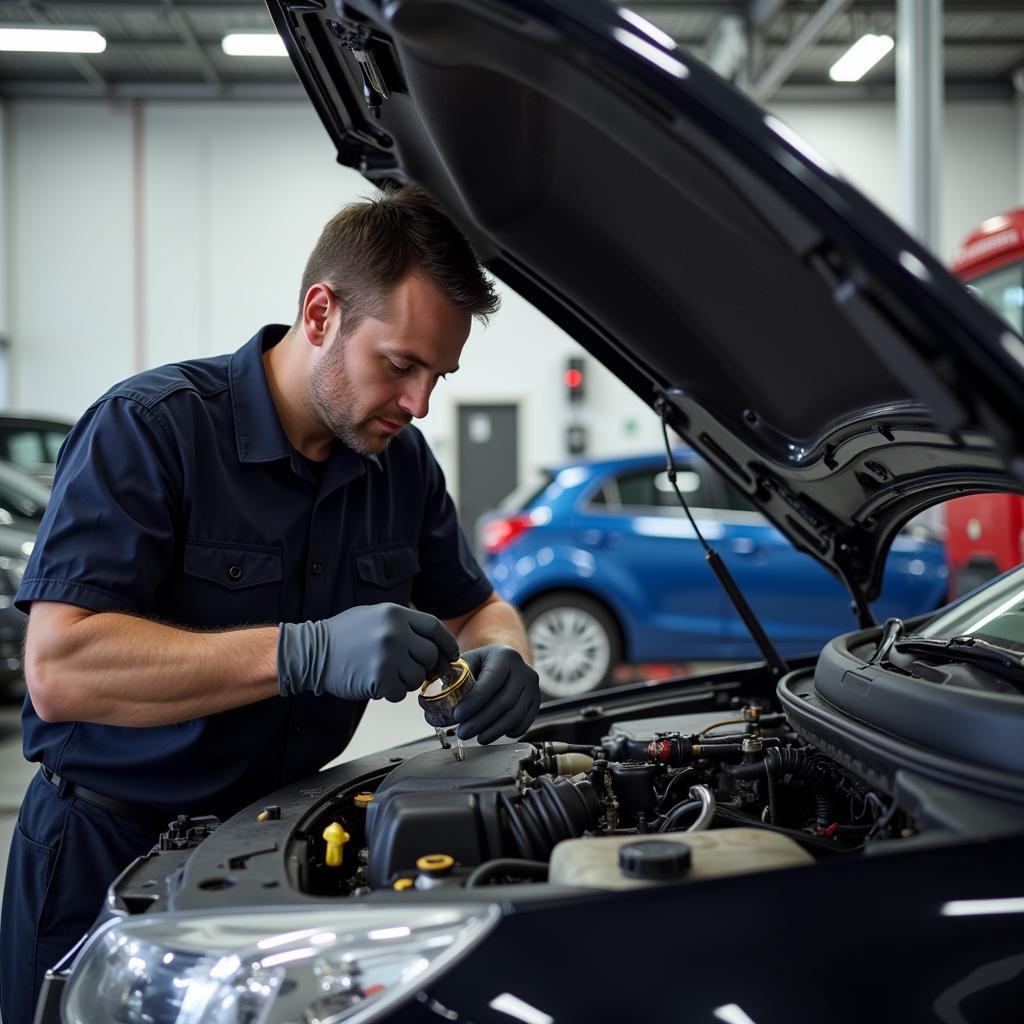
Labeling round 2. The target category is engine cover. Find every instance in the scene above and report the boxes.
[365,743,534,887]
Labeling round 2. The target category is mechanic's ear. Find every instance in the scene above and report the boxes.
[301,283,336,347]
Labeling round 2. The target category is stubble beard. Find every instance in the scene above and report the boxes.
[307,327,404,456]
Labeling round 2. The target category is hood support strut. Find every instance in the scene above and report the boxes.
[656,394,790,680]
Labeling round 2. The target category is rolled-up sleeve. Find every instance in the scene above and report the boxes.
[16,395,182,615]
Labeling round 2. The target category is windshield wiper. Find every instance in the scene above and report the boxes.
[891,634,1024,689]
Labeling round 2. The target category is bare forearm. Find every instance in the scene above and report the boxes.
[25,602,280,727]
[454,598,532,661]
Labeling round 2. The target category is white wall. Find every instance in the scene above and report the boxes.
[4,98,662,493]
[768,100,1021,263]
[0,101,8,340]
[3,95,1022,498]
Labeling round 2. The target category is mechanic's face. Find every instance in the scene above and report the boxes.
[308,272,470,455]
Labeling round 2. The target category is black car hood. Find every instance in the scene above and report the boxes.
[268,0,1024,611]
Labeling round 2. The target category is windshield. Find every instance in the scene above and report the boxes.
[966,259,1024,334]
[916,564,1024,648]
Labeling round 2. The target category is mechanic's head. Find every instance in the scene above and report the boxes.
[297,185,499,454]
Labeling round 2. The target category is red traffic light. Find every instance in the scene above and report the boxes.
[564,367,583,390]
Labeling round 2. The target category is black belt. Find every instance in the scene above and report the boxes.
[40,765,155,820]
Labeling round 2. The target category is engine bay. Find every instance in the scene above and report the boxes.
[104,651,1024,920]
[279,656,1023,900]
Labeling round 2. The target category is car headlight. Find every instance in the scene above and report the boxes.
[63,903,499,1024]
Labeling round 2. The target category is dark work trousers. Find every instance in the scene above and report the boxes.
[0,771,165,1024]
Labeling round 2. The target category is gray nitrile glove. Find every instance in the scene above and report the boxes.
[451,645,541,745]
[278,603,459,703]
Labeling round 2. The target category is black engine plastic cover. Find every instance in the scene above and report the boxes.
[365,743,534,887]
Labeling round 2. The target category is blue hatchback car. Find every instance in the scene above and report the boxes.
[482,451,948,697]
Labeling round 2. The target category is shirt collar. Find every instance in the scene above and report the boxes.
[229,326,293,464]
[228,325,382,472]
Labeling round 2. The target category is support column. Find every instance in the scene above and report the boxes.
[0,101,10,404]
[897,0,943,253]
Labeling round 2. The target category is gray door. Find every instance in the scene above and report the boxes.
[457,403,518,549]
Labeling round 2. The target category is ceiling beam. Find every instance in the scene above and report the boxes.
[748,0,787,31]
[161,0,222,88]
[20,0,268,12]
[24,0,108,90]
[0,79,304,99]
[749,0,855,103]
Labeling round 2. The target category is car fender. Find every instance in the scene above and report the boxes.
[488,543,642,658]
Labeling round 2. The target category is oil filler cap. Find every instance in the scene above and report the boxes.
[619,840,691,880]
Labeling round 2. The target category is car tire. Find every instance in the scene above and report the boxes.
[523,592,622,699]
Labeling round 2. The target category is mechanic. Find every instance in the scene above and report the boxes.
[0,184,541,1024]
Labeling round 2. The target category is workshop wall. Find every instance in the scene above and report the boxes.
[771,100,1020,262]
[2,95,1022,509]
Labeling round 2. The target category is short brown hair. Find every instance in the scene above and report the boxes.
[298,184,499,334]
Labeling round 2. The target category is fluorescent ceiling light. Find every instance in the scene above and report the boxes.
[221,32,287,57]
[0,26,106,53]
[829,33,894,82]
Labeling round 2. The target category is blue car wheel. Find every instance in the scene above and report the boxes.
[524,592,622,699]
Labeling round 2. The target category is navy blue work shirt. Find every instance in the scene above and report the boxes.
[16,326,493,815]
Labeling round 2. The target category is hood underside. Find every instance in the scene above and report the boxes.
[268,0,1024,607]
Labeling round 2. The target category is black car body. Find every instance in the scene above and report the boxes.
[41,1,1024,1022]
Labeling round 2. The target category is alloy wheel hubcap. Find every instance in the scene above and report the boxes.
[528,606,612,698]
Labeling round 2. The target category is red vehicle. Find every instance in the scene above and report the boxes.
[946,210,1024,595]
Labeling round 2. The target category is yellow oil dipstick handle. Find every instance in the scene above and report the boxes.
[323,821,351,868]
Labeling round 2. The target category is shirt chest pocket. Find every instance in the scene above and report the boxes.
[354,543,420,607]
[182,539,283,626]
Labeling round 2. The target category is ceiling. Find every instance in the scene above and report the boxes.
[0,0,1021,101]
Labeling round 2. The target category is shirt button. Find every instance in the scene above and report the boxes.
[311,562,323,576]
[227,564,242,581]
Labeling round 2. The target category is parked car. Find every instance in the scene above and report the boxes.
[482,451,948,696]
[0,522,34,701]
[39,2,1024,1022]
[0,459,49,699]
[0,413,73,484]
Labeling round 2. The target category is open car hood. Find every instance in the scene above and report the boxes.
[267,0,1024,614]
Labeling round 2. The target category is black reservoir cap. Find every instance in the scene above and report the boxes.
[619,839,691,880]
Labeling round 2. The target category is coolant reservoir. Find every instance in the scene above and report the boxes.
[549,828,812,890]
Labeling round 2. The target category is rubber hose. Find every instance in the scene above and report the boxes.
[657,799,703,832]
[466,858,549,888]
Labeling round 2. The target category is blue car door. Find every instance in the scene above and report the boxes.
[573,459,725,659]
[709,478,870,656]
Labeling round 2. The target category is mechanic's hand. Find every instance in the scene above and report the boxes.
[452,645,541,745]
[277,604,459,703]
